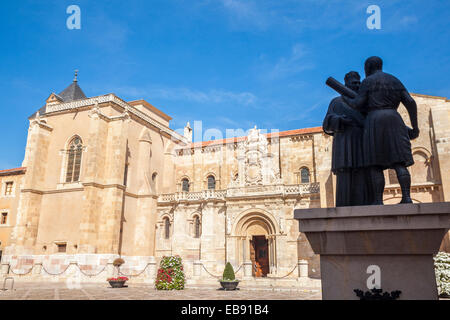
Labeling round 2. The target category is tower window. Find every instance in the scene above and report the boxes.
[65,137,83,183]
[207,175,216,190]
[300,167,310,183]
[194,216,201,238]
[4,182,13,196]
[164,218,171,239]
[1,212,7,225]
[57,243,67,253]
[181,178,190,192]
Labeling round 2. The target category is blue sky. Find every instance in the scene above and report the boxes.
[0,0,449,169]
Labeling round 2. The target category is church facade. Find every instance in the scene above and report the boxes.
[0,78,449,285]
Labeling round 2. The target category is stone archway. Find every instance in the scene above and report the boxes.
[232,210,278,277]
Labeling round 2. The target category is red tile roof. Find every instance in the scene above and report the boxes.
[188,126,323,148]
[0,167,26,176]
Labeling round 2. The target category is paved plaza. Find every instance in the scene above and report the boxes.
[0,282,321,300]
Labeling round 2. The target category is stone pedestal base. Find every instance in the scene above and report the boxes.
[294,202,450,300]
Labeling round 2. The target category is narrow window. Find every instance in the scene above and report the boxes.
[123,164,129,186]
[164,218,170,239]
[57,243,67,253]
[65,137,83,183]
[300,168,310,183]
[194,216,201,238]
[1,212,7,225]
[207,175,216,190]
[4,182,13,196]
[182,178,190,192]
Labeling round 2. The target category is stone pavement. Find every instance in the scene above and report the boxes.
[0,282,322,300]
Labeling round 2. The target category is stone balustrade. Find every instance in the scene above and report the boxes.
[158,183,320,203]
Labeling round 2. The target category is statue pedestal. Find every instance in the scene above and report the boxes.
[294,202,450,300]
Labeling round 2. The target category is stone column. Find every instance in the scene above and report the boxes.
[193,260,202,277]
[10,120,53,254]
[32,262,42,275]
[146,256,157,283]
[79,108,110,253]
[1,263,10,275]
[298,260,308,278]
[106,262,115,278]
[243,261,253,279]
[431,104,450,201]
[199,203,218,274]
[97,114,130,254]
[133,130,157,256]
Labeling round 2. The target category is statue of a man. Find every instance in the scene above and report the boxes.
[343,56,419,205]
[323,71,372,206]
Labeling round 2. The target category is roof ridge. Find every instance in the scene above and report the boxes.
[187,126,323,148]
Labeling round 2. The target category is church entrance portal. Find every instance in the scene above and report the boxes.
[232,209,278,278]
[250,235,269,277]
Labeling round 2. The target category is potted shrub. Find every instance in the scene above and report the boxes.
[155,256,185,290]
[113,258,125,268]
[107,276,129,288]
[219,262,239,290]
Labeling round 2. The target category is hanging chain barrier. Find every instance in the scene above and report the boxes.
[266,265,298,279]
[8,266,33,276]
[201,263,244,279]
[5,261,298,279]
[8,262,108,277]
[201,264,221,279]
[75,263,108,277]
[42,264,71,276]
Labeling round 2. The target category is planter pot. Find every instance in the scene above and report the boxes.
[108,280,126,288]
[220,280,239,291]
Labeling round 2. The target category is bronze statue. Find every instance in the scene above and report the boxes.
[335,56,419,205]
[323,72,373,206]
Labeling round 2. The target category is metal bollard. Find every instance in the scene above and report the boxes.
[1,277,14,291]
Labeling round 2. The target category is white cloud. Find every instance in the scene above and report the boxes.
[108,85,257,106]
[263,43,315,80]
[220,0,269,29]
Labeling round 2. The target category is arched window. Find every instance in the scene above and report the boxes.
[193,215,201,238]
[163,217,170,239]
[65,137,83,183]
[300,167,310,183]
[207,175,216,190]
[181,178,190,192]
[411,151,433,183]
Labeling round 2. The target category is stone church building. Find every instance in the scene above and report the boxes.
[0,76,449,285]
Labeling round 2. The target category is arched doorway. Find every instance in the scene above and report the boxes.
[232,210,278,277]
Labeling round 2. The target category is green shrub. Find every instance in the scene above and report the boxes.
[434,252,450,296]
[222,262,236,281]
[155,256,185,290]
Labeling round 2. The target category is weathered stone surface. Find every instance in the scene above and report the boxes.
[294,202,450,300]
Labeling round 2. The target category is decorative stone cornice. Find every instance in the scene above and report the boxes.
[45,94,186,143]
